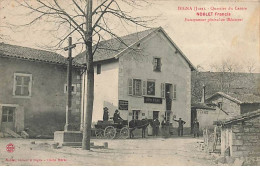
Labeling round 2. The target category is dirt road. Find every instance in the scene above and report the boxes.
[0,137,217,166]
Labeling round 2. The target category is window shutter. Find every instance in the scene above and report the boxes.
[161,83,165,98]
[128,79,133,95]
[160,59,162,70]
[173,84,177,99]
[14,76,17,96]
[142,80,146,96]
[153,58,156,70]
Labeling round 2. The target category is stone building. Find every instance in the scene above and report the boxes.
[0,43,84,137]
[206,92,260,118]
[191,86,226,133]
[75,27,196,134]
[217,109,260,165]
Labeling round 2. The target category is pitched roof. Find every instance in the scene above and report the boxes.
[216,109,260,127]
[0,42,84,68]
[206,92,260,104]
[74,27,196,70]
[191,102,216,110]
[75,28,156,64]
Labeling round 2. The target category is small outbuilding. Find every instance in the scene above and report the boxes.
[216,109,260,165]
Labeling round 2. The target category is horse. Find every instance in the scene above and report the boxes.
[128,119,151,138]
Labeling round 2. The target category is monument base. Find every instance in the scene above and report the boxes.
[54,131,82,146]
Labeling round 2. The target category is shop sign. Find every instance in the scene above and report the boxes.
[144,97,162,104]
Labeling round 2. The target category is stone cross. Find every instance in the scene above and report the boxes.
[64,37,76,131]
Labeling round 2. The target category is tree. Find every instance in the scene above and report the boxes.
[14,0,153,150]
[210,57,242,92]
[244,57,257,73]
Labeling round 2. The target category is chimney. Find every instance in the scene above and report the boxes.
[201,84,206,103]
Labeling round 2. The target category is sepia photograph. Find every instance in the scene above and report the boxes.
[0,0,259,166]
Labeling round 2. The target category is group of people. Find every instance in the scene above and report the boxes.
[152,117,186,137]
[103,107,123,124]
[152,116,200,137]
[103,107,200,137]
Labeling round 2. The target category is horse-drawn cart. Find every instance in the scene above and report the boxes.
[94,120,129,139]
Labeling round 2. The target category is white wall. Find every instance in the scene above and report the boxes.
[118,30,192,127]
[197,109,228,130]
[209,96,241,118]
[82,61,119,123]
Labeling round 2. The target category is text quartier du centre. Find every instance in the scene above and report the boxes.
[178,6,247,22]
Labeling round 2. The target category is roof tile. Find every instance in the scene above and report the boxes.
[0,42,84,68]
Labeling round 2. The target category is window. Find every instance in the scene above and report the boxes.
[64,84,77,94]
[128,79,145,96]
[13,73,32,97]
[217,102,223,109]
[97,64,101,74]
[133,79,142,96]
[2,107,15,122]
[132,110,140,120]
[153,58,161,71]
[147,81,155,96]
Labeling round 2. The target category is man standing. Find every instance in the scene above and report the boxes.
[193,118,200,138]
[173,117,186,136]
[161,117,170,138]
[153,118,160,136]
[103,107,109,121]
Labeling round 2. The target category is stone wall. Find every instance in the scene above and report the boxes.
[0,57,82,136]
[230,116,260,165]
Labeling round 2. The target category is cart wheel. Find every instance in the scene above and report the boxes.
[104,126,116,139]
[95,129,104,139]
[120,127,129,139]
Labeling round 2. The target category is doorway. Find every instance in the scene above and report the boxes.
[165,83,173,110]
[153,111,159,120]
[191,108,197,134]
[132,110,140,120]
[1,106,15,131]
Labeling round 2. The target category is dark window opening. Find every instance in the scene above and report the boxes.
[217,102,223,109]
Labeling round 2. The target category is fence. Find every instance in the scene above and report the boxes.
[203,126,221,153]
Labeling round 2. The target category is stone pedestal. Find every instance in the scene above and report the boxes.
[54,131,82,146]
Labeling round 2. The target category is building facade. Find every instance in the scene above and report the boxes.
[206,92,260,118]
[77,27,196,134]
[0,43,83,137]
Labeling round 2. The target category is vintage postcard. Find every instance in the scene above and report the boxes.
[0,0,259,166]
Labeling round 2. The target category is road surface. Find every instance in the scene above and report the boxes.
[0,137,218,166]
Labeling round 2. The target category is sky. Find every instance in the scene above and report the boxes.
[0,0,259,72]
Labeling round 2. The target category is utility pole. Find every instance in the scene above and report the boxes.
[64,37,76,131]
[82,0,93,150]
